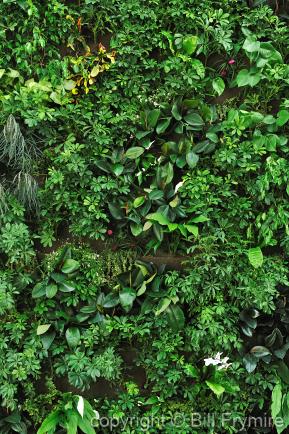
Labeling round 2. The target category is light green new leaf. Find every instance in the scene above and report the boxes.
[37,324,51,336]
[146,212,170,226]
[212,77,225,96]
[125,147,145,159]
[271,383,282,420]
[206,381,225,396]
[248,247,263,268]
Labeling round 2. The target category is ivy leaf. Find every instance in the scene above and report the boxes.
[248,247,263,268]
[212,77,225,96]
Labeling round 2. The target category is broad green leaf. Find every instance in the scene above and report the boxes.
[143,221,152,231]
[46,284,58,298]
[182,35,198,55]
[250,345,270,358]
[271,383,282,420]
[146,212,170,225]
[41,331,56,350]
[184,112,204,127]
[77,396,84,418]
[108,203,124,220]
[32,282,46,298]
[248,247,263,268]
[155,297,171,315]
[243,37,260,53]
[66,412,78,434]
[148,189,164,200]
[125,147,145,159]
[103,293,119,308]
[156,118,171,134]
[212,77,225,96]
[66,327,81,348]
[276,110,289,127]
[186,151,199,168]
[171,101,182,121]
[153,223,164,242]
[190,215,209,223]
[276,361,289,386]
[184,224,199,237]
[236,69,261,87]
[206,381,225,396]
[112,163,124,176]
[61,259,80,274]
[130,222,143,236]
[147,109,161,128]
[37,410,61,434]
[133,196,145,208]
[119,288,136,307]
[58,282,75,292]
[37,324,51,336]
[165,305,185,331]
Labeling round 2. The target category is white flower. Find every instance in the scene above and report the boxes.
[204,352,232,370]
[174,181,184,193]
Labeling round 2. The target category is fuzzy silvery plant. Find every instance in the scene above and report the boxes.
[0,115,39,210]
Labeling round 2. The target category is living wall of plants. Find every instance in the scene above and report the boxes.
[2,0,289,432]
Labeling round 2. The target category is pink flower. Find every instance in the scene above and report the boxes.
[107,229,113,236]
[221,69,227,77]
[228,59,235,65]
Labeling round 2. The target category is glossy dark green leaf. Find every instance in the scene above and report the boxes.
[165,305,185,331]
[156,118,171,134]
[108,203,124,220]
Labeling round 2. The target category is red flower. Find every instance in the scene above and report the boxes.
[221,69,227,77]
[107,229,113,236]
[228,59,235,65]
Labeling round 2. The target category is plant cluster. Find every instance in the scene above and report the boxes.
[2,0,289,433]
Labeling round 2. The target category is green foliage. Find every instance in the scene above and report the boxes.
[2,0,289,432]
